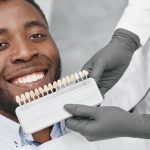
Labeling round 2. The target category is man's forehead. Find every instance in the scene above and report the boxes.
[0,0,41,18]
[0,0,47,30]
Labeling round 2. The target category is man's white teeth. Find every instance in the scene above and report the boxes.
[12,72,45,84]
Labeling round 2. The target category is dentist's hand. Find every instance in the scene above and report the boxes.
[64,104,150,141]
[83,28,140,95]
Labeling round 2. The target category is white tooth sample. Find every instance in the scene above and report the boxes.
[53,81,57,90]
[39,87,44,96]
[48,83,53,92]
[66,76,71,84]
[30,90,35,100]
[75,73,80,82]
[62,78,66,86]
[16,96,21,106]
[79,71,84,80]
[43,85,49,94]
[34,89,40,98]
[25,92,31,102]
[82,70,89,78]
[70,74,75,83]
[21,94,26,104]
[57,80,62,88]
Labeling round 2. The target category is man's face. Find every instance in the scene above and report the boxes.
[0,1,61,114]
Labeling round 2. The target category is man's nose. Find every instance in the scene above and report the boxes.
[10,41,39,63]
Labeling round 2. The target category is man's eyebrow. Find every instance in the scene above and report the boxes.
[24,20,47,29]
[0,28,8,35]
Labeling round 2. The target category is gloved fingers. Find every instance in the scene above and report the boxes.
[82,59,93,76]
[98,66,127,94]
[82,58,93,73]
[89,60,105,84]
[99,87,108,95]
[65,117,89,133]
[85,135,95,142]
[64,104,98,118]
[82,56,105,84]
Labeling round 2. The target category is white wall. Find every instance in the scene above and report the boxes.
[35,0,53,25]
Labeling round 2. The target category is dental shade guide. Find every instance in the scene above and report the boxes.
[15,70,103,134]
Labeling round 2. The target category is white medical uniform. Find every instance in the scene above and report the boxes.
[116,0,150,45]
[100,0,150,149]
[103,0,150,111]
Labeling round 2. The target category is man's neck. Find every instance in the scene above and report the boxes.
[32,127,53,143]
[0,111,52,143]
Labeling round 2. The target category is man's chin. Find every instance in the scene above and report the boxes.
[1,98,18,115]
[0,87,18,115]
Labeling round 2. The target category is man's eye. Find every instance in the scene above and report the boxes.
[0,42,9,51]
[30,33,47,42]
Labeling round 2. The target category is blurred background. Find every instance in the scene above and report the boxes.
[35,0,128,76]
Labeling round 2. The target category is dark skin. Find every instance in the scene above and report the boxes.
[0,1,60,143]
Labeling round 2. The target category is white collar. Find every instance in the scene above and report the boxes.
[0,115,21,148]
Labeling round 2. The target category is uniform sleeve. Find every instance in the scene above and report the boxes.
[116,0,150,45]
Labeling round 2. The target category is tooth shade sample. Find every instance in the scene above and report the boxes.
[48,83,53,92]
[62,78,66,86]
[16,96,21,106]
[66,76,71,84]
[34,89,40,98]
[79,71,84,79]
[82,70,89,78]
[21,94,26,104]
[39,87,44,96]
[25,92,31,102]
[30,90,36,100]
[53,81,58,89]
[43,85,49,94]
[70,74,75,82]
[57,80,62,87]
[75,73,80,81]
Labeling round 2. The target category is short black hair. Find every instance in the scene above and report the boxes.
[26,0,48,27]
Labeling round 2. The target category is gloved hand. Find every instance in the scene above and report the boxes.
[64,104,150,141]
[83,28,140,95]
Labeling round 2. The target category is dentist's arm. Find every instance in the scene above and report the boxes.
[83,28,140,95]
[64,104,150,141]
[83,0,150,95]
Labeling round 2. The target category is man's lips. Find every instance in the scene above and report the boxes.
[5,66,49,88]
[11,71,46,85]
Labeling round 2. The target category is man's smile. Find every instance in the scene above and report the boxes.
[12,71,45,85]
[5,64,51,90]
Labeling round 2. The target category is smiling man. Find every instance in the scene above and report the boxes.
[0,0,65,149]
